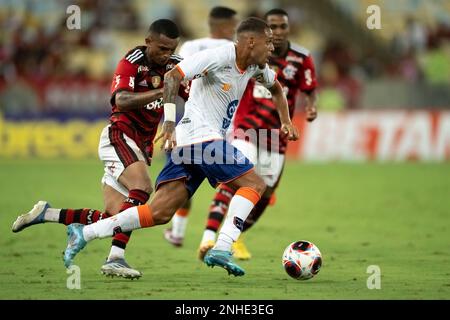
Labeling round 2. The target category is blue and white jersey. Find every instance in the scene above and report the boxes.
[175,42,276,146]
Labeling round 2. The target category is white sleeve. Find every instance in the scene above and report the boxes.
[178,41,195,58]
[253,64,277,88]
[176,48,219,80]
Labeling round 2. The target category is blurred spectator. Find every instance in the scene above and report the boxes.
[1,0,449,115]
[404,16,428,54]
[316,61,346,111]
[419,24,450,85]
[319,40,362,109]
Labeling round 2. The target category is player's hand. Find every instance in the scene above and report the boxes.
[280,122,299,141]
[306,105,317,122]
[155,121,176,152]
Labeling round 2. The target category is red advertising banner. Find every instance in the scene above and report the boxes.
[286,111,450,161]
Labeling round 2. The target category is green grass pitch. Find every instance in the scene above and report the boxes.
[0,158,449,299]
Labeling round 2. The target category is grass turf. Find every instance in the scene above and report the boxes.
[0,159,449,299]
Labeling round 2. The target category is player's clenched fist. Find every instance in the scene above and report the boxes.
[306,105,317,122]
[156,121,176,151]
[280,122,299,141]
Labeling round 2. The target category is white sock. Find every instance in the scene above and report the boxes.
[214,194,256,252]
[82,206,141,241]
[108,246,125,261]
[171,214,188,238]
[44,208,61,222]
[201,229,217,244]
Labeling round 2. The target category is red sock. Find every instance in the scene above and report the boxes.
[111,189,150,249]
[206,184,235,232]
[59,209,108,226]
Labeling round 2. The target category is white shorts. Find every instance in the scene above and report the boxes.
[98,124,147,196]
[231,139,285,188]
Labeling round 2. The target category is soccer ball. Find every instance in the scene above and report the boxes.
[282,240,322,280]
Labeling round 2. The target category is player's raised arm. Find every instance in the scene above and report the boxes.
[155,66,184,150]
[269,79,299,141]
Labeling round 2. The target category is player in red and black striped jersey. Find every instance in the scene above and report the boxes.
[110,46,188,164]
[197,9,318,260]
[11,19,188,279]
[233,41,316,154]
[109,44,187,165]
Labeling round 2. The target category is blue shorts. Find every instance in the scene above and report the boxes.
[156,140,254,197]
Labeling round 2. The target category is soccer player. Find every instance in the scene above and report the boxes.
[61,17,299,277]
[179,6,238,56]
[11,19,188,279]
[164,6,238,246]
[170,8,319,260]
[198,9,318,260]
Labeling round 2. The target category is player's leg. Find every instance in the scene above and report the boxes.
[101,184,142,278]
[97,125,152,278]
[163,146,193,247]
[234,150,285,259]
[11,201,108,233]
[196,184,234,260]
[227,185,274,260]
[100,181,147,279]
[203,169,265,276]
[243,186,275,231]
[164,198,192,247]
[198,139,258,259]
[12,185,114,233]
[63,180,189,268]
[106,160,152,258]
[212,170,266,251]
[62,151,202,268]
[199,140,265,276]
[103,184,126,215]
[243,151,285,231]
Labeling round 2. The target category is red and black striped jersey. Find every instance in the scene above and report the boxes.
[233,42,317,154]
[109,46,189,162]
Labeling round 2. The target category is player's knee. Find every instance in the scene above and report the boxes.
[241,179,266,196]
[255,179,267,196]
[104,203,120,216]
[233,173,266,195]
[142,183,153,195]
[249,174,266,195]
[129,179,153,195]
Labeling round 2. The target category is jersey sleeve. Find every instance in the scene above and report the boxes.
[110,58,138,102]
[253,64,277,88]
[175,48,219,81]
[178,41,195,58]
[298,54,317,93]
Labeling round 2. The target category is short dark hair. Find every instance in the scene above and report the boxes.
[209,6,237,19]
[148,19,180,39]
[264,8,289,19]
[237,17,269,35]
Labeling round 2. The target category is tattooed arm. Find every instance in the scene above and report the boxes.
[155,67,184,150]
[115,89,164,111]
